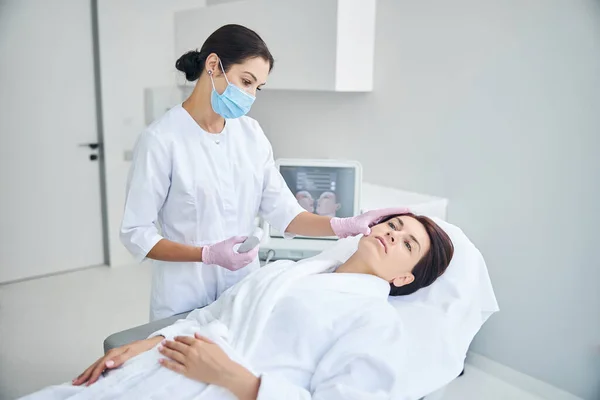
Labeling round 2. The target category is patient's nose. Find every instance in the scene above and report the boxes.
[386,231,397,244]
[387,230,405,245]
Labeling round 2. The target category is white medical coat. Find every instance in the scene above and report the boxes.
[120,105,304,321]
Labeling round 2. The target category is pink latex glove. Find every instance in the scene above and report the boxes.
[202,236,259,271]
[330,207,410,239]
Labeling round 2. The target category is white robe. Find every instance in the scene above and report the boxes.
[21,258,404,400]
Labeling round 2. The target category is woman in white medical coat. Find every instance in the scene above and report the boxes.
[121,24,402,321]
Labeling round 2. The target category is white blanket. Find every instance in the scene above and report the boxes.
[23,258,346,400]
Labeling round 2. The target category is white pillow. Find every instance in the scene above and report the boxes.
[315,218,499,400]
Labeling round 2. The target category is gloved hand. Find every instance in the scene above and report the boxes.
[202,236,259,271]
[330,207,410,239]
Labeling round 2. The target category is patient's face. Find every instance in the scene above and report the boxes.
[295,191,314,213]
[316,191,341,217]
[358,216,431,288]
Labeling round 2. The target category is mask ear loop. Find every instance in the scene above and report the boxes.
[208,57,231,91]
[218,58,231,85]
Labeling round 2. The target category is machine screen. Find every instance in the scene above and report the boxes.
[280,165,356,219]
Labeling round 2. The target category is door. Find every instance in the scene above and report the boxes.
[0,0,105,283]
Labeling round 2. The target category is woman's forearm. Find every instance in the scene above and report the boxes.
[146,239,203,262]
[221,362,261,400]
[145,336,164,347]
[285,212,335,237]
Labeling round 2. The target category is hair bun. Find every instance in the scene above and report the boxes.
[175,50,204,81]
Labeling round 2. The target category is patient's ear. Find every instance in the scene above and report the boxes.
[391,273,414,288]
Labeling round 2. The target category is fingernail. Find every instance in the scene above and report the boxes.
[158,345,163,351]
[105,360,115,368]
[161,339,166,345]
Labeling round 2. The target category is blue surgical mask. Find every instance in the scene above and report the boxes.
[208,59,256,119]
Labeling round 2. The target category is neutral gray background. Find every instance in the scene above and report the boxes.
[250,0,600,399]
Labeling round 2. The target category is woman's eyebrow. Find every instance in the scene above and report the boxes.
[396,217,422,251]
[243,71,258,82]
[410,234,422,252]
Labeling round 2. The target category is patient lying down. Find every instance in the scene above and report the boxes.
[23,213,453,400]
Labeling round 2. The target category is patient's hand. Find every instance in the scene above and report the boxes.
[72,336,163,386]
[159,333,260,400]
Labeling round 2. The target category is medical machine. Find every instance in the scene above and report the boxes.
[258,158,363,261]
[237,228,263,253]
[258,158,449,262]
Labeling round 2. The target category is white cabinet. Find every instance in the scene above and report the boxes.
[174,0,376,92]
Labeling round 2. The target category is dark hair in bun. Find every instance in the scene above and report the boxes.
[175,24,274,81]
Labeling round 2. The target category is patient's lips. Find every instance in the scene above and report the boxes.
[375,236,388,253]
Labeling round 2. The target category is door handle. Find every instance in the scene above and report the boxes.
[79,143,101,150]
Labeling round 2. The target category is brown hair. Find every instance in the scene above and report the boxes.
[379,213,454,296]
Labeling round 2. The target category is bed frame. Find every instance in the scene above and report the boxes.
[103,312,190,353]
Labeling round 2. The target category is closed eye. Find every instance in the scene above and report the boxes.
[242,79,252,87]
[404,241,412,252]
[388,221,397,230]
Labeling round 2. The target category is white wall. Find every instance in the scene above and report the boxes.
[249,0,600,399]
[96,0,204,266]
